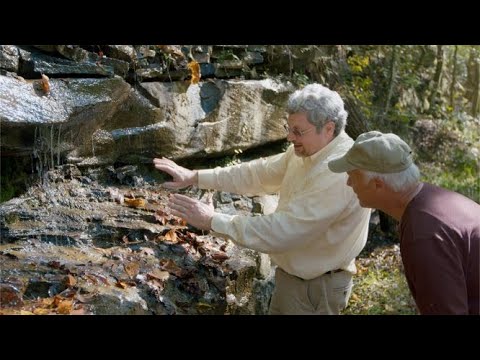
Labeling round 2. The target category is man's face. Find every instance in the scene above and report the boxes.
[286,113,334,157]
[346,169,377,208]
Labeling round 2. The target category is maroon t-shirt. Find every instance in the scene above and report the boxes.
[400,183,479,315]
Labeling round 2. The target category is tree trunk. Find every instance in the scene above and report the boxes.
[317,46,370,140]
[343,95,370,140]
[429,45,444,113]
[471,57,480,117]
[382,45,398,121]
[466,47,480,117]
[414,45,427,73]
[449,45,458,108]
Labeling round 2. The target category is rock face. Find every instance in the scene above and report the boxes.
[1,46,294,168]
[2,45,328,315]
[0,165,276,315]
[0,76,291,165]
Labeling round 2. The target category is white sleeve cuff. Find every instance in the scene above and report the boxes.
[198,169,216,189]
[211,212,245,246]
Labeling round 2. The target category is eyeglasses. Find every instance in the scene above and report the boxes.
[283,124,315,137]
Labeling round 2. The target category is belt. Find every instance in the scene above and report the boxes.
[324,269,343,275]
[278,267,343,281]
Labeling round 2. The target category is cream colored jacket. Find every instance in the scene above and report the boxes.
[198,131,371,280]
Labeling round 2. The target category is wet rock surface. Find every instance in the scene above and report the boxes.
[0,165,274,315]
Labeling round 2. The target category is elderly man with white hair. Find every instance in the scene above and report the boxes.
[328,131,479,315]
[154,84,371,315]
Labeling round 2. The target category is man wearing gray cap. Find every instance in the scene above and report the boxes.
[328,131,479,315]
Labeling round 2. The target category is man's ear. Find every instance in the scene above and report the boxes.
[373,177,385,190]
[325,121,335,135]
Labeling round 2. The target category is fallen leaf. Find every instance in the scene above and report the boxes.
[33,308,50,315]
[64,274,77,287]
[124,262,140,278]
[40,73,50,94]
[159,259,185,277]
[211,252,229,262]
[53,296,63,307]
[41,297,55,307]
[20,310,35,315]
[115,281,128,289]
[85,273,109,285]
[147,269,170,282]
[154,209,169,225]
[350,293,360,302]
[187,61,201,84]
[173,217,188,227]
[57,299,73,314]
[163,229,178,243]
[124,198,146,208]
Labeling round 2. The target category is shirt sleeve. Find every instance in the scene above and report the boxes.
[402,222,469,315]
[211,175,352,253]
[198,150,289,196]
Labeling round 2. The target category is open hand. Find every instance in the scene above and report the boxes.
[153,157,198,189]
[168,193,214,230]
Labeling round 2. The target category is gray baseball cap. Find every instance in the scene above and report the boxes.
[328,131,413,173]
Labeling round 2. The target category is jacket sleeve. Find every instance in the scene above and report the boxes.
[211,172,352,253]
[198,148,291,196]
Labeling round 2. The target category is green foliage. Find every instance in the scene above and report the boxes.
[291,71,310,87]
[216,48,240,62]
[1,157,32,203]
[344,266,416,315]
[343,247,417,315]
[160,51,174,68]
[421,161,479,204]
[208,152,242,168]
[347,54,370,73]
[0,173,29,203]
[345,54,374,117]
[0,179,17,203]
[414,118,480,203]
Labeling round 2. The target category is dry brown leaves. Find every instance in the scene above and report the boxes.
[124,198,146,208]
[123,262,140,278]
[40,74,50,94]
[187,61,201,84]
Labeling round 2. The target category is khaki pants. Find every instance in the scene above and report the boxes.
[268,267,353,315]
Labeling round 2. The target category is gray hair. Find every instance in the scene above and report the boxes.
[287,83,348,137]
[363,164,421,192]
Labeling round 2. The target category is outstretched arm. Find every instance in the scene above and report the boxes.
[153,157,198,189]
[168,193,214,230]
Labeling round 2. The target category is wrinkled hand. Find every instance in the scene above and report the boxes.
[168,193,214,231]
[153,157,198,189]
